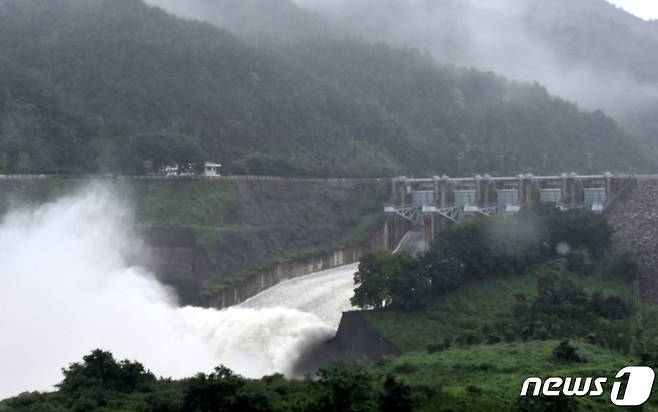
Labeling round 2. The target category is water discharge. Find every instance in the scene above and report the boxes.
[240,263,358,328]
[0,184,357,399]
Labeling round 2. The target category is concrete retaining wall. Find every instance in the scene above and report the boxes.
[209,217,410,309]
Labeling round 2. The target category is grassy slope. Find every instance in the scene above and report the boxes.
[363,262,651,410]
[362,260,634,353]
[0,178,242,233]
[0,178,385,285]
[128,180,249,263]
[130,180,240,231]
[375,340,651,411]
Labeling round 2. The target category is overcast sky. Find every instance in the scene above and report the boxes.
[606,0,658,19]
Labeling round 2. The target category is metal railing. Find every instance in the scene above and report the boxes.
[0,173,389,184]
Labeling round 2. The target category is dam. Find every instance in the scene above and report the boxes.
[0,173,655,398]
[238,226,427,328]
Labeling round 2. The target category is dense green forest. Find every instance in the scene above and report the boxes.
[0,0,648,177]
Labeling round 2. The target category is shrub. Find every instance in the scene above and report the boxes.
[551,340,585,363]
[606,248,641,281]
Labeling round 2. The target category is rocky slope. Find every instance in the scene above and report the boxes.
[606,178,658,303]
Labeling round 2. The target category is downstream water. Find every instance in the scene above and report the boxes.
[0,184,358,398]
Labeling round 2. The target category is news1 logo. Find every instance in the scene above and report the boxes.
[520,367,655,406]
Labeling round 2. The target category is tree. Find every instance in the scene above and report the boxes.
[15,152,32,174]
[435,219,505,280]
[182,366,271,412]
[58,350,155,395]
[606,248,640,282]
[126,131,204,175]
[56,349,155,411]
[352,251,394,309]
[314,365,377,412]
[421,252,464,295]
[386,253,428,310]
[379,375,415,412]
[551,340,584,363]
[438,221,487,276]
[90,137,119,173]
[351,251,427,310]
[0,152,7,172]
[549,209,613,257]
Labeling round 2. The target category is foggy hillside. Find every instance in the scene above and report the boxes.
[296,0,658,149]
[144,0,332,41]
[148,0,658,151]
[0,0,649,177]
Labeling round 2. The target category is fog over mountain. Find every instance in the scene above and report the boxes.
[147,0,658,149]
[295,0,658,145]
[144,0,332,40]
[2,0,644,177]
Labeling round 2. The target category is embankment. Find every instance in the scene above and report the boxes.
[0,177,403,305]
[206,219,409,308]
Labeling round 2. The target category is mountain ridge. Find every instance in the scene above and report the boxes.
[0,0,648,177]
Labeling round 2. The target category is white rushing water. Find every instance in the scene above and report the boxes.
[240,263,358,328]
[0,184,357,398]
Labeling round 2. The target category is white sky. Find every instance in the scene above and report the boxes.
[606,0,658,20]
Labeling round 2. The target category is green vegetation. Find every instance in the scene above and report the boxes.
[130,180,240,231]
[3,341,656,411]
[374,340,644,411]
[362,260,633,353]
[0,0,649,177]
[2,196,657,411]
[352,205,619,312]
[346,206,658,409]
[0,179,241,234]
[0,345,634,412]
[0,351,418,412]
[355,207,639,351]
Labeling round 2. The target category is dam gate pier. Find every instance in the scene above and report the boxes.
[385,173,635,246]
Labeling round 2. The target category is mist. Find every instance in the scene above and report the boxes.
[144,0,658,142]
[0,184,334,398]
[294,0,658,118]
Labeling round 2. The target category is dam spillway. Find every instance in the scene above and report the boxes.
[239,263,359,328]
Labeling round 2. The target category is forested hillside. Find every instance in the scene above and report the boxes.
[144,0,332,41]
[0,0,648,177]
[523,0,658,145]
[291,0,658,151]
